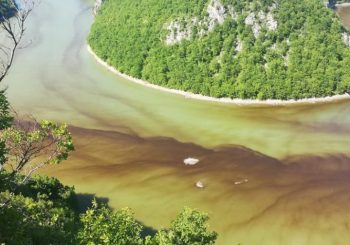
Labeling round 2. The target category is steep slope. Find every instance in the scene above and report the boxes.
[89,0,350,100]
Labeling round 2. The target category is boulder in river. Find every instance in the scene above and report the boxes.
[184,157,199,165]
[234,178,249,185]
[196,181,205,189]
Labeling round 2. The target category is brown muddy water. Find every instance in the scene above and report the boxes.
[3,1,350,244]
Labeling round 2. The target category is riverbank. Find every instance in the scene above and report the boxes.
[336,3,350,8]
[87,45,350,106]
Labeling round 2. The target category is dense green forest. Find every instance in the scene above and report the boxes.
[89,0,350,100]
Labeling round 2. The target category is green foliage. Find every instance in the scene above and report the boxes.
[151,207,217,245]
[0,193,72,245]
[0,100,78,244]
[0,90,12,130]
[78,201,143,245]
[0,120,74,177]
[89,0,350,100]
[0,174,79,245]
[15,175,78,208]
[0,90,12,166]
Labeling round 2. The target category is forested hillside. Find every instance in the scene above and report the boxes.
[89,0,350,100]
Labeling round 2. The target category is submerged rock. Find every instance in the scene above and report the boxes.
[234,178,249,185]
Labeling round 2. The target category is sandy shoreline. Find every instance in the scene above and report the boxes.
[336,3,350,8]
[87,45,350,106]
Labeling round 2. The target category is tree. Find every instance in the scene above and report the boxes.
[0,0,42,209]
[0,0,36,82]
[0,118,74,179]
[0,89,12,165]
[0,118,74,207]
[0,174,79,245]
[89,0,350,100]
[78,204,218,245]
[150,207,217,245]
[78,200,144,245]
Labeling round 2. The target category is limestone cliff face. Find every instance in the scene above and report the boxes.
[342,32,350,47]
[93,0,103,16]
[165,0,278,45]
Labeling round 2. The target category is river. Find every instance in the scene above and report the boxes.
[3,0,350,244]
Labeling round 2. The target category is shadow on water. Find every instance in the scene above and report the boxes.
[140,224,158,239]
[75,193,109,213]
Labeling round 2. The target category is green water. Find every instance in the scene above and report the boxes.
[4,1,350,244]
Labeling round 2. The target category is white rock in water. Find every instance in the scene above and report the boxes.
[196,181,205,188]
[184,158,199,165]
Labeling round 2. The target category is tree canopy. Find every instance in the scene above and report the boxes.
[89,0,350,100]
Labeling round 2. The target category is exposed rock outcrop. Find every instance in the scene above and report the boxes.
[207,0,226,26]
[244,6,277,38]
[342,32,350,47]
[93,0,103,16]
[165,0,277,45]
[235,39,243,53]
[166,0,230,45]
[165,18,197,45]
